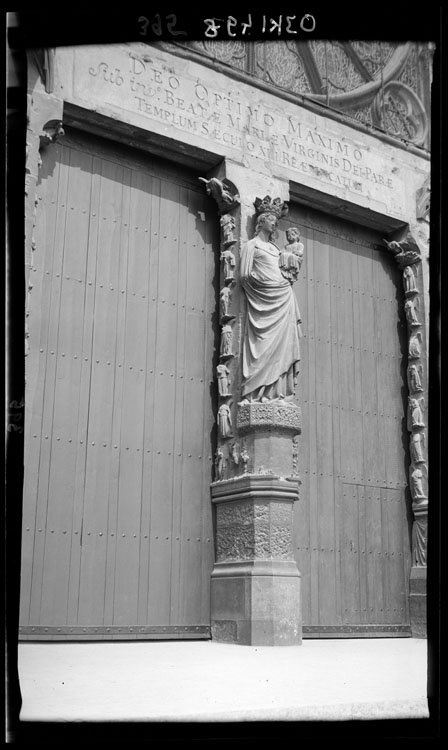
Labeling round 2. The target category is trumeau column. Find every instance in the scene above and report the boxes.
[200,164,302,646]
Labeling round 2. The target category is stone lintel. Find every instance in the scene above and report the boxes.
[237,401,301,434]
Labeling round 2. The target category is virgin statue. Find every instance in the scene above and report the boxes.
[240,197,302,402]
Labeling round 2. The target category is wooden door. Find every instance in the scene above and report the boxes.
[283,205,412,637]
[19,129,218,639]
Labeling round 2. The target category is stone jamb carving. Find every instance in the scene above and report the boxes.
[380,230,428,568]
[200,175,241,480]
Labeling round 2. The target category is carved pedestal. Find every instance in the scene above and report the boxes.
[237,402,302,477]
[211,475,301,646]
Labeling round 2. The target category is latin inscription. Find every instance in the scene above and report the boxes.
[82,51,400,201]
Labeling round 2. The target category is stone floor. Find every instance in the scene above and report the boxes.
[16,637,429,726]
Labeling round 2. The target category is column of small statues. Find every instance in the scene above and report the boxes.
[383,239,427,565]
[401,259,427,563]
[213,191,240,480]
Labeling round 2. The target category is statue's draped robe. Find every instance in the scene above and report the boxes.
[241,237,301,399]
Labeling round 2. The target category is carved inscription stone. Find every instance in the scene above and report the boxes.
[71,45,415,217]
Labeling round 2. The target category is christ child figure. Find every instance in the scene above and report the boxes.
[279,227,304,284]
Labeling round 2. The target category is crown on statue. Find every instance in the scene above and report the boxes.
[254,195,289,218]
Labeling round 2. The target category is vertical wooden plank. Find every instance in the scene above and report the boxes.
[330,234,342,626]
[340,483,360,624]
[200,191,216,624]
[314,230,337,625]
[357,484,368,624]
[178,187,208,624]
[66,154,101,625]
[401,489,412,622]
[365,487,384,623]
[145,177,180,625]
[39,145,93,626]
[112,168,153,626]
[76,157,124,626]
[380,489,391,623]
[387,489,408,624]
[168,186,189,625]
[137,175,161,626]
[103,167,132,627]
[372,251,388,488]
[28,144,70,624]
[337,237,358,484]
[350,238,365,484]
[20,144,61,624]
[306,227,318,624]
[292,216,311,624]
[357,246,378,486]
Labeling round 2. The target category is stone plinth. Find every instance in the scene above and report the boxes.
[236,401,301,477]
[409,566,427,638]
[211,475,302,646]
[237,401,301,434]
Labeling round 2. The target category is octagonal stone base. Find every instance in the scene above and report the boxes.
[211,562,302,646]
[210,475,302,646]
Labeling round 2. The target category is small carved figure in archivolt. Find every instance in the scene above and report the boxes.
[408,363,423,392]
[215,447,225,481]
[404,298,420,327]
[198,177,240,214]
[279,227,304,284]
[218,403,232,438]
[409,330,422,359]
[220,286,232,319]
[403,265,418,294]
[220,247,236,281]
[220,324,233,357]
[231,442,240,465]
[382,237,421,269]
[220,214,236,246]
[408,396,425,429]
[410,464,427,501]
[240,447,250,474]
[217,363,231,397]
[410,431,425,463]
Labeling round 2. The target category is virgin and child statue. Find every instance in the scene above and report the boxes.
[240,197,303,403]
